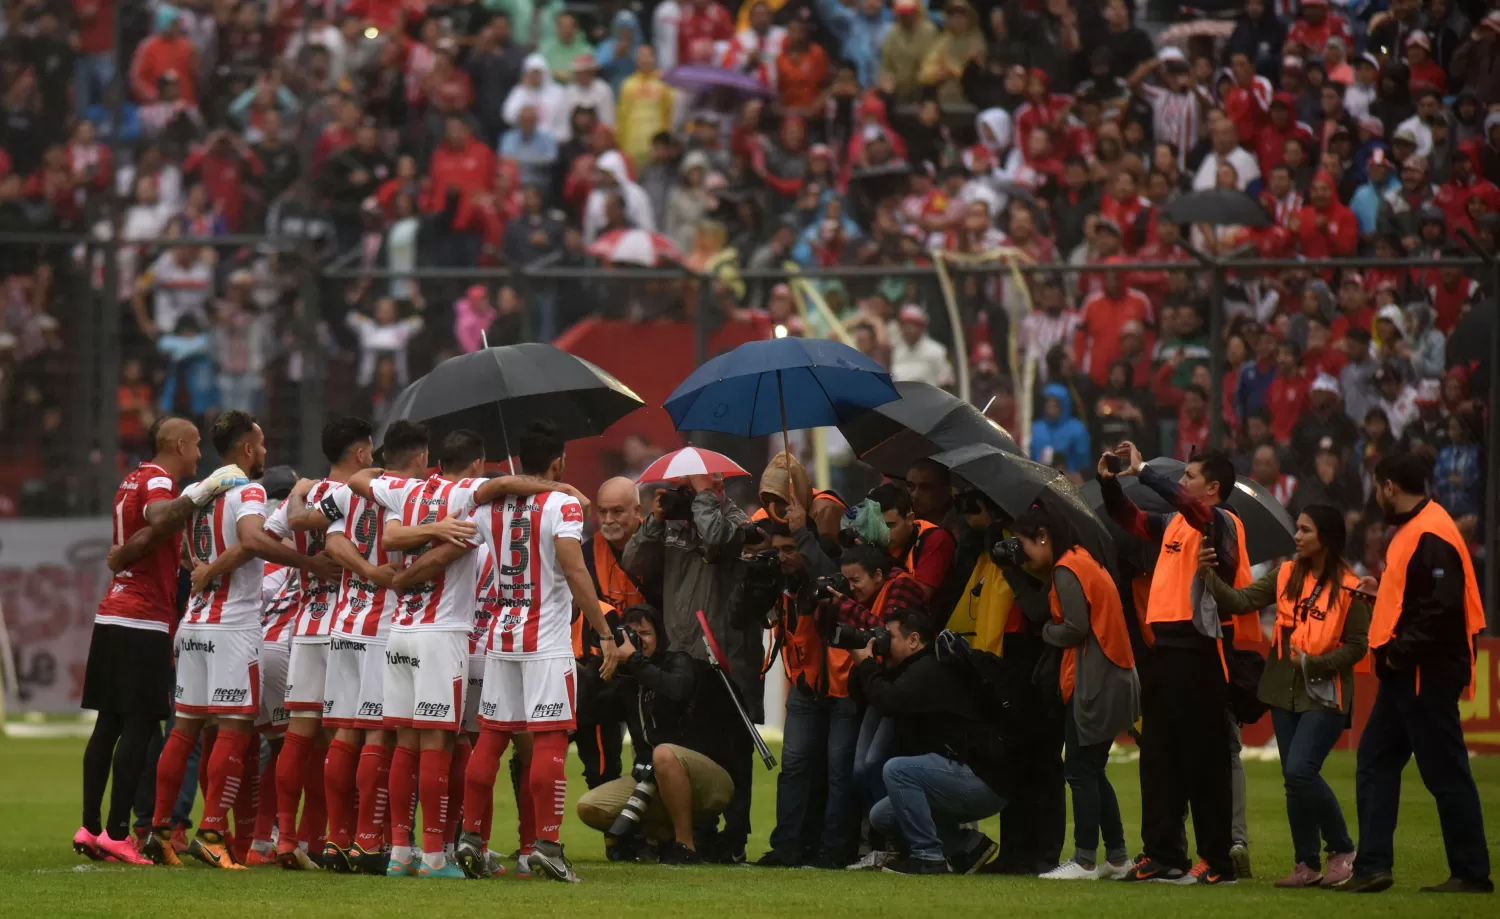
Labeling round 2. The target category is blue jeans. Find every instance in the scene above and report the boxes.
[768,687,859,864]
[217,373,264,414]
[871,753,1005,862]
[75,53,114,115]
[1063,700,1127,865]
[1270,706,1353,869]
[853,707,894,805]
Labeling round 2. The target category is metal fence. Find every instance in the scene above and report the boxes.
[0,229,1494,614]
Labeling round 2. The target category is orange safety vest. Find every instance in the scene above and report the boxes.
[1273,563,1363,657]
[1369,500,1486,694]
[572,600,619,660]
[776,593,853,698]
[1050,548,1136,703]
[592,530,646,611]
[751,489,847,523]
[893,519,940,577]
[1147,510,1260,642]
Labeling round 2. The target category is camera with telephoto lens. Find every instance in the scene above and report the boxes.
[828,623,892,656]
[658,485,696,521]
[605,762,658,841]
[990,536,1025,567]
[813,572,850,602]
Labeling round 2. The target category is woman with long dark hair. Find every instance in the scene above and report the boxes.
[1199,503,1373,889]
[1013,499,1140,880]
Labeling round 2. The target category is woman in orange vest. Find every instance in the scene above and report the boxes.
[1199,504,1372,889]
[1341,454,1491,894]
[1013,501,1140,881]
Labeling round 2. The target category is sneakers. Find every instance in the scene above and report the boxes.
[321,841,354,873]
[882,855,951,875]
[1120,855,1185,883]
[95,831,152,866]
[1321,852,1355,888]
[1040,859,1101,881]
[1097,859,1132,881]
[141,828,183,867]
[1337,872,1394,893]
[483,849,507,878]
[188,830,246,870]
[72,827,105,861]
[1419,877,1495,893]
[418,856,467,879]
[348,843,390,875]
[1188,859,1236,886]
[243,846,278,867]
[1229,842,1252,879]
[1275,862,1324,888]
[845,849,891,871]
[950,835,998,876]
[659,843,704,865]
[386,849,420,878]
[756,850,800,868]
[527,840,581,883]
[454,831,490,879]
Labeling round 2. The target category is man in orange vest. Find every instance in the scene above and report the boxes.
[1101,443,1249,885]
[870,482,956,606]
[757,516,860,869]
[1340,454,1491,894]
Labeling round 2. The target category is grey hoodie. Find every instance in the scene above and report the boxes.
[1404,301,1447,380]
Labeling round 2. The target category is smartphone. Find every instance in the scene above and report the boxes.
[1105,453,1122,474]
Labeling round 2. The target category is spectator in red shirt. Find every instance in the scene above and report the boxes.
[1285,0,1352,58]
[678,0,734,66]
[1267,339,1311,441]
[130,6,199,104]
[1302,316,1348,378]
[1402,32,1446,94]
[1290,171,1357,259]
[1175,383,1211,460]
[1222,51,1272,146]
[182,130,263,231]
[1427,260,1479,334]
[426,115,496,264]
[869,481,956,603]
[73,0,115,113]
[1330,272,1375,343]
[1255,93,1314,178]
[1074,256,1154,387]
[312,99,361,177]
[775,20,829,116]
[1099,170,1150,253]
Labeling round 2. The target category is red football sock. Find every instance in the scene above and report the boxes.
[529,731,569,844]
[274,730,312,844]
[200,726,251,834]
[323,739,359,848]
[462,731,509,835]
[479,773,494,844]
[418,748,453,856]
[152,729,196,827]
[198,730,216,801]
[516,756,536,851]
[354,744,391,851]
[447,741,471,842]
[388,745,419,849]
[298,748,327,851]
[255,743,280,842]
[231,737,259,841]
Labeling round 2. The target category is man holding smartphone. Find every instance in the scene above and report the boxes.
[1097,442,1250,886]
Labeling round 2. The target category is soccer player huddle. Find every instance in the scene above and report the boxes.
[76,411,615,881]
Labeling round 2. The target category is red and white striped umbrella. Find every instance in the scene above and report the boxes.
[635,447,750,484]
[587,228,683,266]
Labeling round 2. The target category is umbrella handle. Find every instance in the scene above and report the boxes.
[777,367,791,478]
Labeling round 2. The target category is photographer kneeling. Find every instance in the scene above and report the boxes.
[854,609,1007,875]
[576,606,734,865]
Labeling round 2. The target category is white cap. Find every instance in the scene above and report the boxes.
[1310,373,1341,396]
[1158,46,1187,65]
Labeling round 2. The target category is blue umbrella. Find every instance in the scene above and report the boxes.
[664,338,900,438]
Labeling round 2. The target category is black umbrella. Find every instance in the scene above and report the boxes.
[848,162,913,202]
[1162,189,1270,228]
[1081,458,1295,565]
[839,381,1022,476]
[376,343,644,462]
[931,443,1113,557]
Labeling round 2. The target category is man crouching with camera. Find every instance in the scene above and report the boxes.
[576,605,736,864]
[853,608,1008,875]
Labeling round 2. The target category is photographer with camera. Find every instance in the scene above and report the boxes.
[853,608,1008,875]
[1011,499,1141,881]
[869,483,957,605]
[576,605,736,865]
[756,515,863,869]
[623,473,760,862]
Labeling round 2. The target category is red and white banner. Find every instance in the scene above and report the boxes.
[0,519,113,715]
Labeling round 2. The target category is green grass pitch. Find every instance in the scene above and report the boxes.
[3,737,1497,917]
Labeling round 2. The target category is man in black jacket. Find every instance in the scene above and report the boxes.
[576,606,735,865]
[854,608,1006,875]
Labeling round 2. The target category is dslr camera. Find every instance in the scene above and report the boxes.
[605,761,658,853]
[990,536,1025,567]
[828,622,892,656]
[813,572,850,602]
[658,485,696,521]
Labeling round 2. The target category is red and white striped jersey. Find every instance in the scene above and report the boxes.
[324,480,403,639]
[373,475,484,632]
[261,563,299,644]
[1139,83,1201,170]
[471,490,585,660]
[1268,473,1298,509]
[263,480,341,640]
[471,544,499,658]
[183,483,267,630]
[97,462,182,634]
